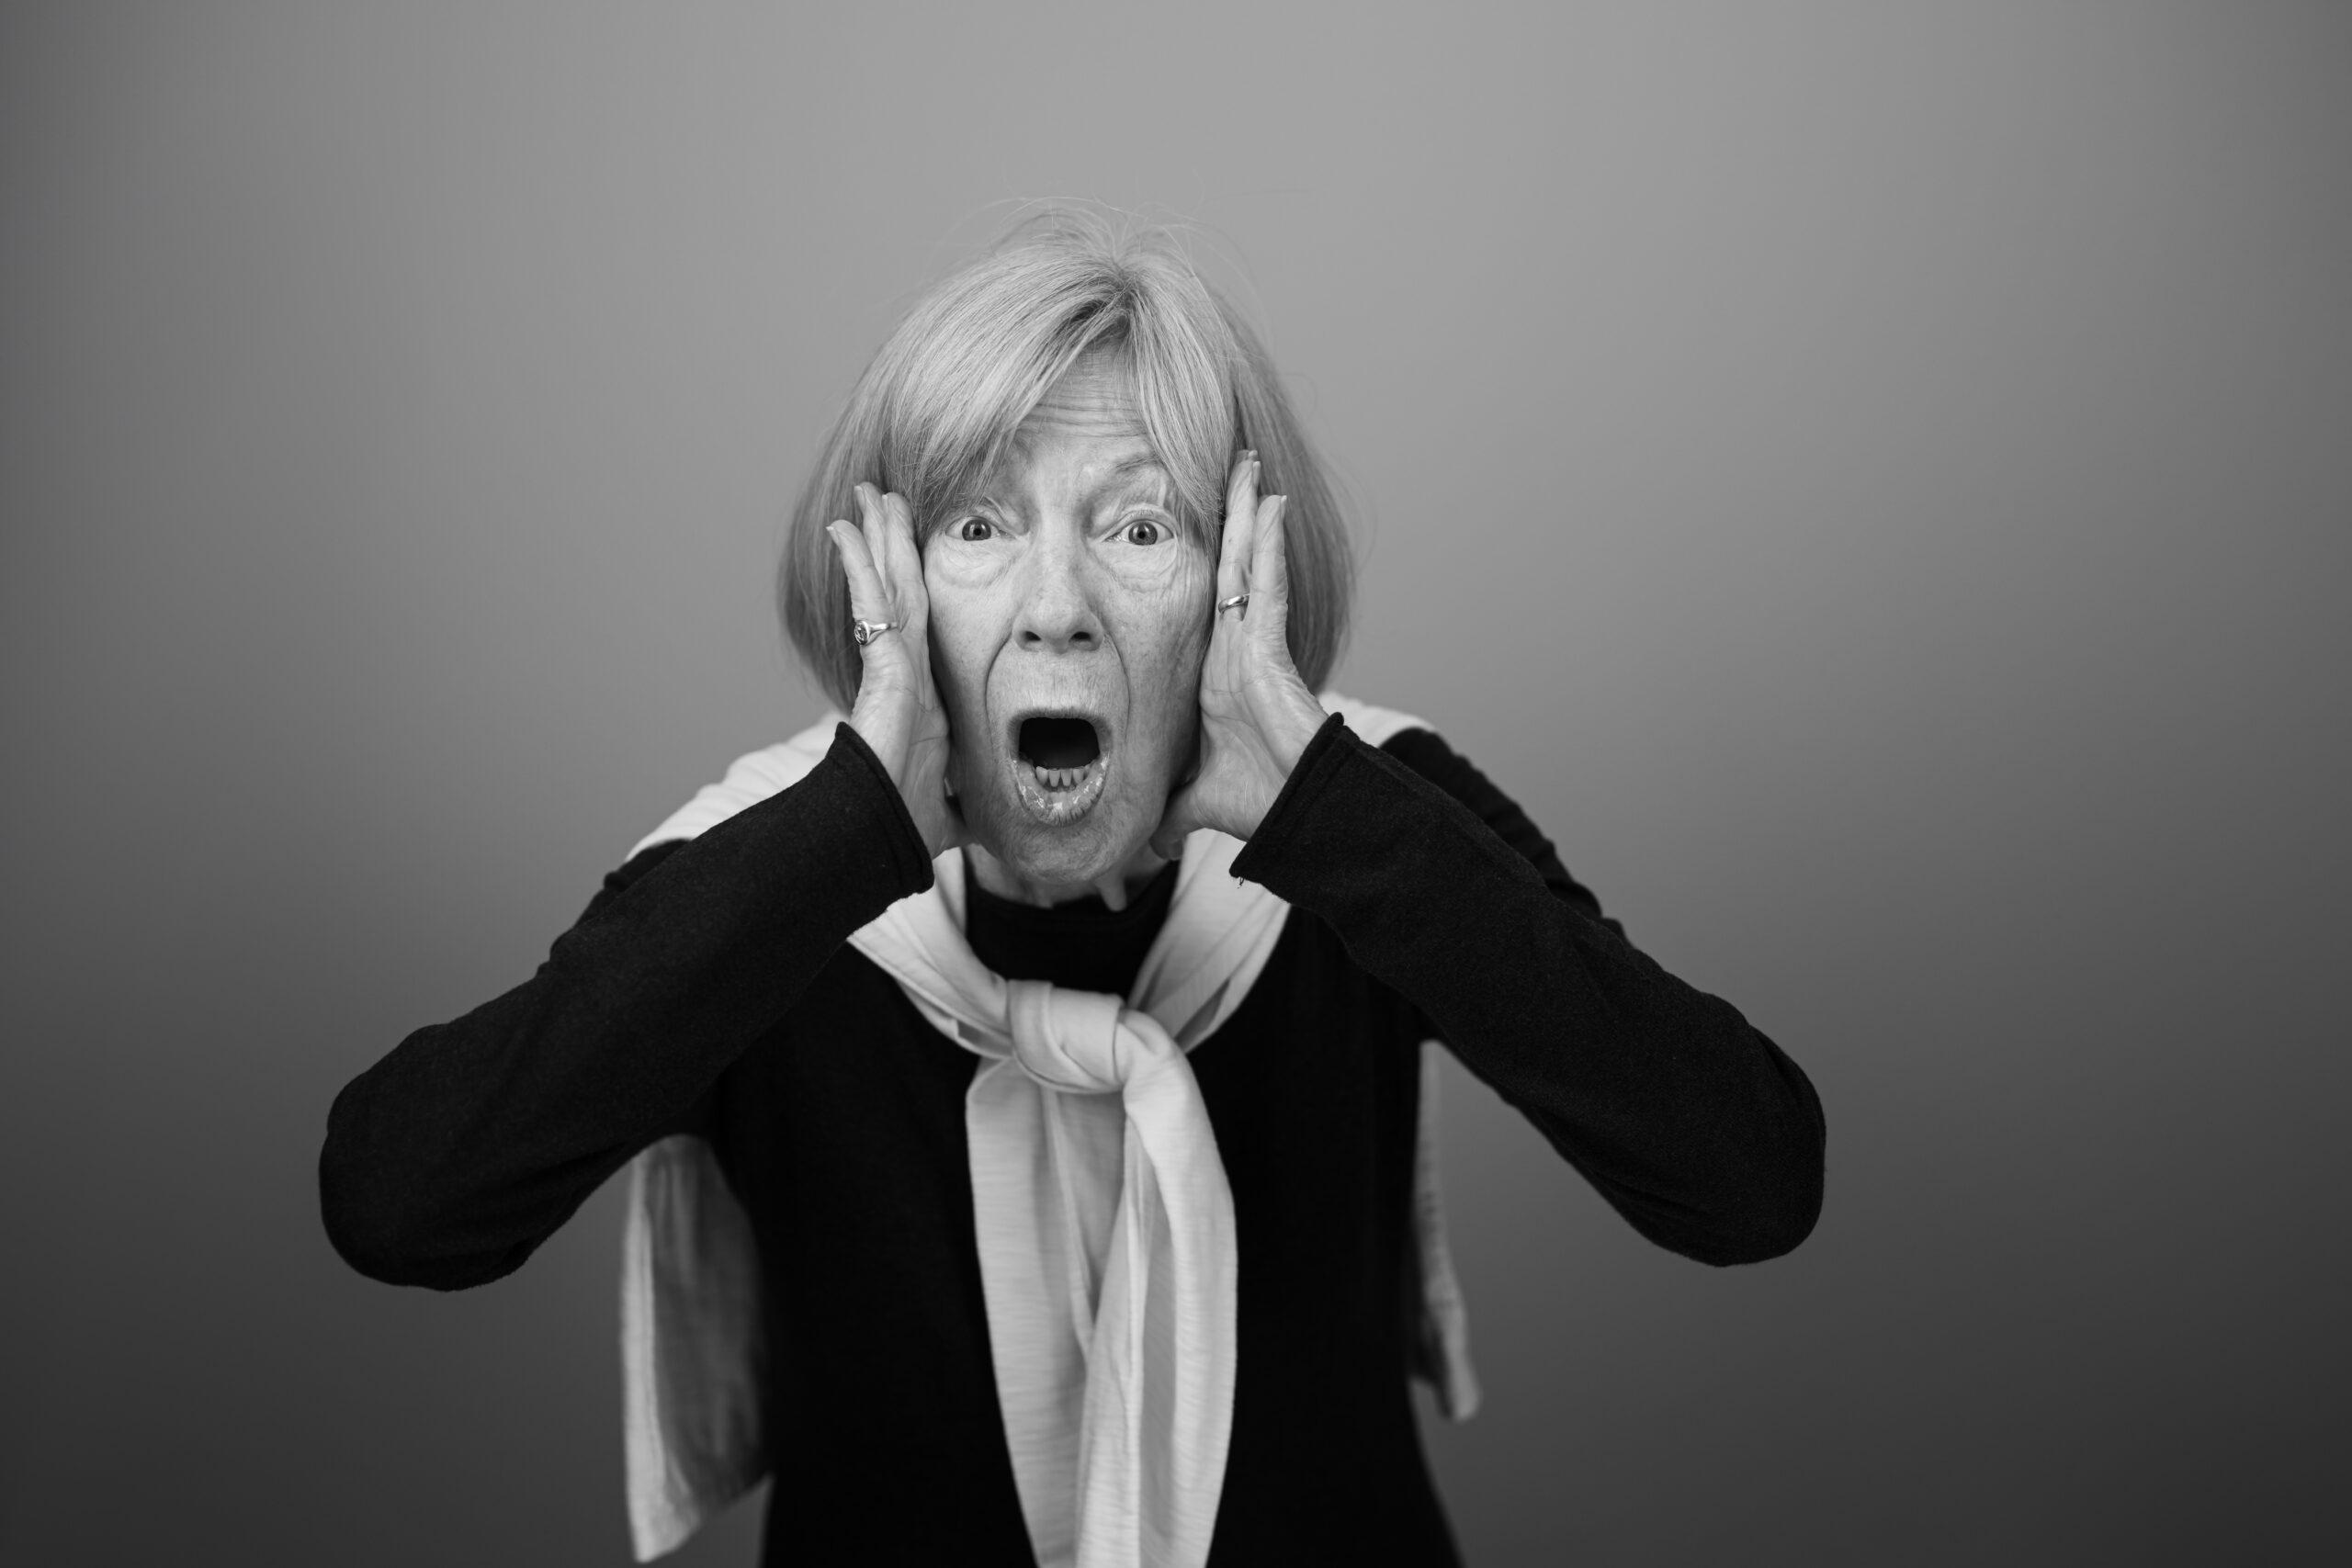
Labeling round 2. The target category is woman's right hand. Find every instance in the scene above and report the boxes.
[827,484,963,860]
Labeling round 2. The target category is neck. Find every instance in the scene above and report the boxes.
[964,840,1169,912]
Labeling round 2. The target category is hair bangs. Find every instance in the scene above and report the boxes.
[1124,276,1238,541]
[867,255,1106,538]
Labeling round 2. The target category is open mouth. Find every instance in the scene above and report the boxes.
[1012,713,1109,824]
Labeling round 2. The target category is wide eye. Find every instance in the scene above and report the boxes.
[953,517,994,542]
[1121,517,1167,547]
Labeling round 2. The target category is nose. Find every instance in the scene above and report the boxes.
[1012,525,1103,655]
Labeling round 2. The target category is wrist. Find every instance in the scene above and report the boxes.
[846,698,907,786]
[1262,684,1329,779]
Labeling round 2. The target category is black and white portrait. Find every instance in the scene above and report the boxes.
[4,5,2345,1564]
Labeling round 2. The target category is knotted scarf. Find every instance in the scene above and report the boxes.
[618,694,1480,1564]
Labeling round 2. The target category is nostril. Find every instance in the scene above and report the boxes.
[1017,625,1097,651]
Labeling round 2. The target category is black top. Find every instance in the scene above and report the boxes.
[320,716,1826,1566]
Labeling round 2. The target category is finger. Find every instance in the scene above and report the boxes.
[1250,493,1292,640]
[827,516,891,638]
[878,491,935,695]
[1216,451,1259,609]
[880,491,925,631]
[854,484,898,621]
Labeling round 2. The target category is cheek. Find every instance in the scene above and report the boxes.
[1114,549,1215,723]
[925,536,1009,595]
[921,564,999,713]
[1158,543,1216,651]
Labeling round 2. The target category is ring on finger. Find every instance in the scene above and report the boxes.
[853,618,900,646]
[1216,593,1250,618]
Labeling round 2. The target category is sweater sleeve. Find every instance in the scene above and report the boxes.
[1229,715,1826,1266]
[318,722,935,1291]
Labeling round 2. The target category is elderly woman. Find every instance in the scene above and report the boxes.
[321,213,1826,1568]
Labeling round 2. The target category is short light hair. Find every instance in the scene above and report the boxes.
[778,208,1355,711]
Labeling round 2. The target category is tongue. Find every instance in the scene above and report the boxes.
[1020,716,1101,770]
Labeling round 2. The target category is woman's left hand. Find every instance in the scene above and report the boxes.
[1150,451,1329,858]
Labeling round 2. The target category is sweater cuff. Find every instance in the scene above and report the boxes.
[827,721,938,898]
[1228,711,1357,889]
[1228,710,1555,922]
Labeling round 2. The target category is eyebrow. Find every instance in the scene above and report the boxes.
[1091,452,1172,495]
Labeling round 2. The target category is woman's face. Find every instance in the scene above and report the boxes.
[924,350,1217,895]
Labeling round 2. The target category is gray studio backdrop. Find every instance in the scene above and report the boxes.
[5,3,2346,1563]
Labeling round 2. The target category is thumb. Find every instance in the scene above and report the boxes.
[1150,783,1202,863]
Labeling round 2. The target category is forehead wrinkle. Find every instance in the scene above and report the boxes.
[987,434,1169,499]
[982,354,1179,510]
[1008,400,1149,460]
[1017,346,1148,436]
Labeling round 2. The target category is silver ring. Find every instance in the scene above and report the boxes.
[852,618,899,647]
[1216,593,1250,618]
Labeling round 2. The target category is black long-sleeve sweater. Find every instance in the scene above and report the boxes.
[320,715,1825,1566]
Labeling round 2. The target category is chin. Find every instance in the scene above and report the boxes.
[957,707,1168,892]
[986,822,1136,891]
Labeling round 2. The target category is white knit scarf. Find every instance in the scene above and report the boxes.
[617,694,1480,1564]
